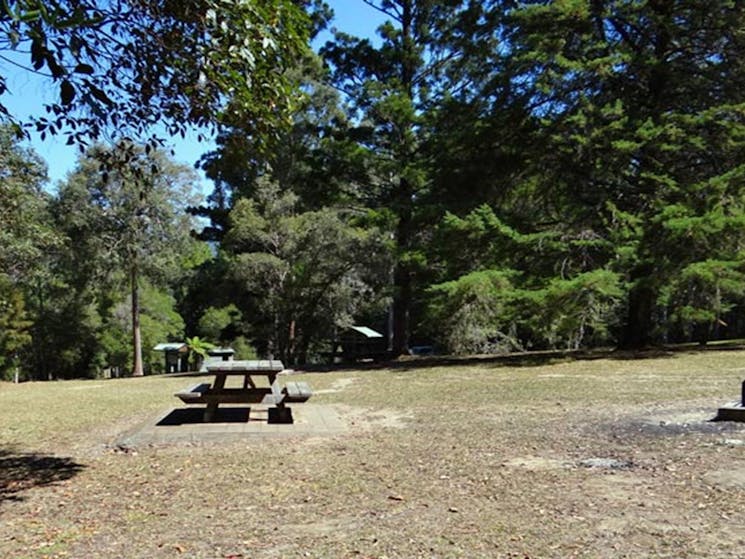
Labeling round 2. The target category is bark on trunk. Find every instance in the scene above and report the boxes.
[391,175,413,357]
[619,279,655,349]
[131,263,144,377]
[392,263,411,356]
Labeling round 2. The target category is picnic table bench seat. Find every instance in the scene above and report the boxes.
[282,381,313,403]
[175,382,211,404]
[203,388,284,405]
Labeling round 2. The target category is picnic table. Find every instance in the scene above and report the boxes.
[174,360,312,423]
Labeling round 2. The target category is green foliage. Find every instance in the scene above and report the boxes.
[428,201,626,353]
[9,1,745,373]
[0,275,32,379]
[0,125,59,283]
[224,179,387,364]
[0,0,313,147]
[427,270,522,355]
[186,336,216,370]
[538,270,625,350]
[140,287,186,374]
[198,305,242,344]
[658,259,745,342]
[427,267,624,354]
[100,284,185,375]
[494,0,745,347]
[230,336,258,360]
[98,313,129,376]
[29,143,201,378]
[57,142,203,276]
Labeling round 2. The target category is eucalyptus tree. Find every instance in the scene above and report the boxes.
[223,179,387,365]
[0,124,56,281]
[0,124,60,379]
[54,143,201,376]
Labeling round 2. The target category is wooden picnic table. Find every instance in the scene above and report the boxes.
[174,360,313,424]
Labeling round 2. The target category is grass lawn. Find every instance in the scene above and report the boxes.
[1,348,745,558]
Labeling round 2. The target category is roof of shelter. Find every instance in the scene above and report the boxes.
[349,326,384,338]
[153,343,188,352]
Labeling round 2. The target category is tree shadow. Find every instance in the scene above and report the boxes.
[299,340,745,374]
[0,447,85,506]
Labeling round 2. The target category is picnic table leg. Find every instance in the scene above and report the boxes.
[267,379,293,424]
[204,373,227,422]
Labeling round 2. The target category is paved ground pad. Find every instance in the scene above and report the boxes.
[116,404,347,447]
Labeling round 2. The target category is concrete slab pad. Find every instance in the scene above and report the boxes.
[116,404,347,448]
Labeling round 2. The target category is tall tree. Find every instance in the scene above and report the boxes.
[194,51,362,241]
[0,124,56,281]
[496,0,745,347]
[322,0,490,355]
[54,143,201,375]
[223,179,386,364]
[0,124,60,379]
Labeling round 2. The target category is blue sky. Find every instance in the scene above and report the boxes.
[2,1,384,194]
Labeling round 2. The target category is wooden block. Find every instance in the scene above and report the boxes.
[268,406,293,424]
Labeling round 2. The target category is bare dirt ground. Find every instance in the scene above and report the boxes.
[1,348,745,558]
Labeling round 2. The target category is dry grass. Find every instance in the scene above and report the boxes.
[1,348,745,558]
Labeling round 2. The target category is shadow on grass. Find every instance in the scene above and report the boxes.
[299,340,745,374]
[0,448,85,506]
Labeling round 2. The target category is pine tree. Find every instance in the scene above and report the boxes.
[501,0,745,346]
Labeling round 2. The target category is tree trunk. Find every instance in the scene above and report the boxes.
[392,263,412,357]
[619,277,655,349]
[131,263,144,377]
[288,319,296,365]
[391,175,413,357]
[390,2,416,358]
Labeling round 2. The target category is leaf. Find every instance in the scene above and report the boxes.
[19,9,41,22]
[46,54,65,78]
[60,80,75,106]
[85,81,114,106]
[31,38,45,70]
[74,63,94,75]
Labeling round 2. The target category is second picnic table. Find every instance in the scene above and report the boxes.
[175,359,311,423]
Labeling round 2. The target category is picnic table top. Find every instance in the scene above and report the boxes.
[206,360,285,373]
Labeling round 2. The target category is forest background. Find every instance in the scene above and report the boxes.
[3,0,745,380]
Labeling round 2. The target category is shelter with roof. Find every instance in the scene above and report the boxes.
[153,342,189,373]
[333,326,388,362]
